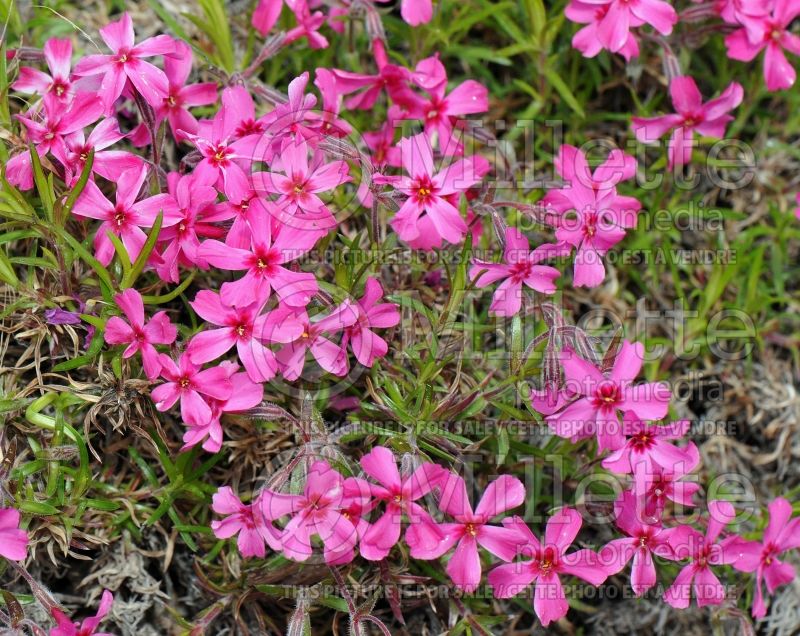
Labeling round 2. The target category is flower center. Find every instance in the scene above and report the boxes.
[593,381,621,409]
[113,208,127,227]
[464,523,477,537]
[179,377,191,389]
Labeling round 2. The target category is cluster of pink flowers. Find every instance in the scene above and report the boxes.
[565,0,799,92]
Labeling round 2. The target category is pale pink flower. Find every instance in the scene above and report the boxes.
[545,341,671,453]
[357,446,447,561]
[0,508,28,561]
[211,487,281,558]
[663,500,742,608]
[275,301,358,380]
[187,290,302,382]
[260,460,369,564]
[470,227,566,317]
[632,75,743,167]
[72,166,181,266]
[407,473,526,592]
[725,0,800,91]
[488,509,608,627]
[104,288,177,380]
[50,590,114,636]
[599,491,676,596]
[72,12,175,111]
[341,278,400,367]
[731,497,800,618]
[151,353,235,426]
[12,37,75,101]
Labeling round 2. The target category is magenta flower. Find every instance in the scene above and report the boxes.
[284,1,329,50]
[72,12,175,111]
[470,227,566,317]
[50,590,114,636]
[374,0,434,26]
[566,1,640,61]
[275,301,358,380]
[488,509,608,627]
[187,290,303,382]
[357,446,447,561]
[213,170,276,250]
[542,144,641,287]
[725,0,800,91]
[181,369,263,453]
[408,56,488,146]
[408,473,526,592]
[55,117,144,186]
[72,166,180,266]
[390,133,487,245]
[104,288,177,380]
[151,353,235,426]
[567,0,676,55]
[601,414,694,475]
[0,508,29,561]
[600,491,676,596]
[154,171,222,283]
[211,487,281,558]
[331,40,413,111]
[155,40,217,141]
[17,92,104,156]
[633,442,701,523]
[663,500,742,608]
[731,497,800,618]
[260,460,369,564]
[252,0,284,36]
[632,75,743,168]
[252,136,350,232]
[198,210,322,308]
[341,278,400,367]
[545,341,671,453]
[12,37,74,101]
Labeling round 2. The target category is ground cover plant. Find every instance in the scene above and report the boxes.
[0,0,799,634]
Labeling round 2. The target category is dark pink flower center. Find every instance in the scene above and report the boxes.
[537,546,559,575]
[209,145,232,167]
[593,381,621,410]
[509,260,533,282]
[630,430,655,453]
[113,206,129,227]
[413,175,436,204]
[51,79,70,97]
[252,250,280,276]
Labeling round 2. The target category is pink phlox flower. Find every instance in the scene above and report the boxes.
[284,0,330,49]
[602,414,694,475]
[251,135,350,232]
[731,497,800,618]
[408,473,527,592]
[357,446,447,561]
[55,116,145,186]
[632,75,744,167]
[599,491,676,596]
[198,208,322,308]
[104,288,177,380]
[374,0,434,25]
[487,509,608,627]
[311,68,353,137]
[50,590,114,636]
[715,0,771,25]
[546,341,671,453]
[187,290,303,382]
[260,460,369,564]
[276,300,359,380]
[211,169,278,250]
[72,12,176,111]
[211,487,281,558]
[542,144,641,287]
[632,442,701,523]
[566,0,676,55]
[470,227,567,317]
[181,369,263,453]
[72,165,181,266]
[155,40,218,141]
[341,277,401,367]
[154,171,223,283]
[12,37,75,102]
[263,72,320,149]
[725,0,800,91]
[390,132,488,245]
[663,500,743,608]
[0,508,29,561]
[566,1,640,61]
[252,0,285,35]
[151,352,235,427]
[17,92,104,156]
